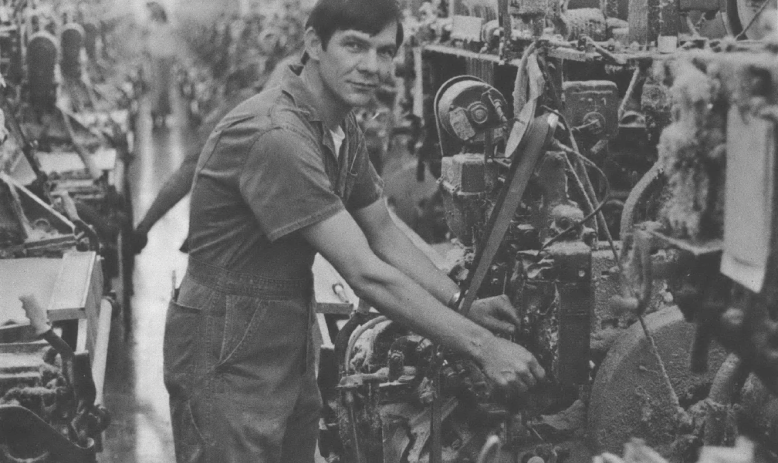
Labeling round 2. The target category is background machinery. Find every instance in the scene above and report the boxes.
[0,0,138,461]
[316,0,778,461]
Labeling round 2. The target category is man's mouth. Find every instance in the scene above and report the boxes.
[351,82,377,91]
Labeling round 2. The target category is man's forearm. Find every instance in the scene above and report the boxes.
[136,156,197,232]
[370,221,460,306]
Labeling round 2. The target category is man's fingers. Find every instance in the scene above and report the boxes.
[509,377,528,396]
[529,360,546,381]
[493,297,522,326]
[505,309,522,327]
[495,367,533,393]
[484,319,515,335]
[131,229,148,254]
[519,367,537,388]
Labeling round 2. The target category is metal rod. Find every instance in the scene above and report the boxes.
[430,379,443,463]
[59,106,102,180]
[736,0,773,39]
[558,115,613,248]
[636,314,682,410]
[345,392,366,463]
[618,67,641,122]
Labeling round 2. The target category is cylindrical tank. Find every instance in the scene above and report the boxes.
[26,31,58,111]
[82,21,99,61]
[61,23,85,78]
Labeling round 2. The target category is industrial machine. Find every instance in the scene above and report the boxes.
[5,0,136,326]
[0,0,139,461]
[316,0,778,461]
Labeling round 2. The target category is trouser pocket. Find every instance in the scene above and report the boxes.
[164,276,221,393]
[216,295,310,378]
[217,295,272,366]
[165,297,211,463]
[164,299,205,391]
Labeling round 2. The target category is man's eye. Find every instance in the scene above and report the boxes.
[345,42,364,51]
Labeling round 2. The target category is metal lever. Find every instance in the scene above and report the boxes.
[0,91,49,199]
[20,295,106,443]
[459,113,558,317]
[476,435,502,463]
[51,190,101,251]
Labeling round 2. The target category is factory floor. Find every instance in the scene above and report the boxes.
[101,91,190,462]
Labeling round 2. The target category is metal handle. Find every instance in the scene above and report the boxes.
[476,435,502,463]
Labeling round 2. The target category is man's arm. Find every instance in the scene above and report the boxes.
[301,209,544,393]
[353,199,521,334]
[131,150,198,252]
[353,199,458,302]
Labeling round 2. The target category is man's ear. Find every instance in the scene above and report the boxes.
[304,27,323,62]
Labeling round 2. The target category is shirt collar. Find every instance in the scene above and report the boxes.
[280,63,359,130]
[279,63,359,159]
[279,63,323,123]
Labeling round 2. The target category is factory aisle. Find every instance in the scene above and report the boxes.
[101,87,193,462]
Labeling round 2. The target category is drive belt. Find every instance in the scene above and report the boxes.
[459,113,558,317]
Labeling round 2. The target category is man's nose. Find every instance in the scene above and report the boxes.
[358,49,379,74]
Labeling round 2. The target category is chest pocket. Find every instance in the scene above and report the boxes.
[341,135,364,203]
[319,117,366,205]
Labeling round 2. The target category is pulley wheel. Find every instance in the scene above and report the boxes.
[588,307,729,458]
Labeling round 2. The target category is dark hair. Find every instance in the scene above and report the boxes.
[305,0,404,50]
[146,2,168,23]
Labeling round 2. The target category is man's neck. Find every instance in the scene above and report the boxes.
[300,64,350,132]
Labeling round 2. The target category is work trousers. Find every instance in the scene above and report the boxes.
[163,258,321,463]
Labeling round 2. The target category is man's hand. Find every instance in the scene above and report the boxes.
[468,295,521,335]
[129,227,149,254]
[478,336,545,395]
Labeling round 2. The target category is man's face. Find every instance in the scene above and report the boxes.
[315,22,398,109]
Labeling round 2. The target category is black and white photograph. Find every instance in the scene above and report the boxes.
[0,0,776,461]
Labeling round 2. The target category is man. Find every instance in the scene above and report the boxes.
[164,0,545,461]
[143,2,178,129]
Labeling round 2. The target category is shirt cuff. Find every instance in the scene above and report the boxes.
[265,202,345,242]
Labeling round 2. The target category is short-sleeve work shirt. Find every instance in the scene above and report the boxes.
[186,64,384,278]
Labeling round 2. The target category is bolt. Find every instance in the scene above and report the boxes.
[720,307,745,332]
[468,103,490,124]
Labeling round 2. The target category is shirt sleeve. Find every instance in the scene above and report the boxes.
[239,127,345,241]
[345,134,385,211]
